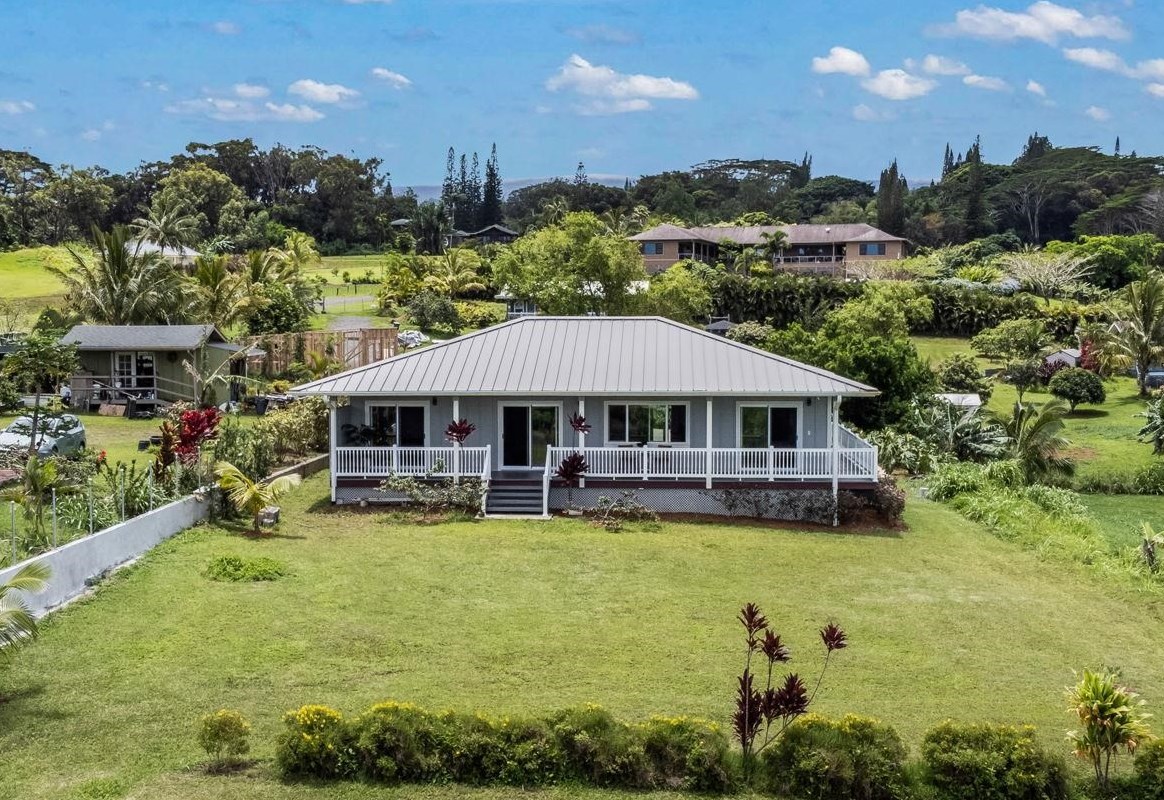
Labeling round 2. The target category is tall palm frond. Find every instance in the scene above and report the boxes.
[1113,272,1164,395]
[50,225,181,324]
[131,197,200,256]
[426,248,486,297]
[1000,399,1075,483]
[0,560,50,652]
[214,461,301,534]
[188,254,260,329]
[267,231,320,274]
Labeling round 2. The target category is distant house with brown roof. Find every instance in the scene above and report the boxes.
[629,223,907,273]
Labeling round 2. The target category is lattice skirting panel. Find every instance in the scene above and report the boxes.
[549,487,838,524]
[334,486,413,504]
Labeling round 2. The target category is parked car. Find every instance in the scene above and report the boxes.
[0,414,87,457]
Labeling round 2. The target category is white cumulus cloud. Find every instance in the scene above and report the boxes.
[921,54,971,76]
[1147,84,1164,98]
[370,67,412,89]
[1085,105,1111,121]
[1026,79,1047,96]
[265,102,326,122]
[851,103,893,122]
[963,74,1010,91]
[861,69,937,100]
[931,1,1129,44]
[0,99,35,114]
[234,83,270,98]
[288,79,360,104]
[545,54,698,114]
[165,96,324,122]
[1063,47,1130,74]
[211,20,240,35]
[811,46,871,77]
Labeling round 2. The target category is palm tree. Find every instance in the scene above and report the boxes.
[188,254,258,329]
[1137,397,1164,454]
[1001,399,1075,483]
[0,456,75,549]
[214,461,302,535]
[131,197,200,257]
[0,561,50,652]
[534,196,570,229]
[1113,271,1164,395]
[268,231,320,274]
[758,230,789,264]
[51,225,180,324]
[426,248,486,298]
[412,201,450,254]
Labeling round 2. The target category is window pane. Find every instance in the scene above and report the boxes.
[530,406,558,465]
[648,405,667,443]
[669,405,687,443]
[608,405,626,441]
[398,407,426,446]
[628,405,650,443]
[770,408,798,448]
[369,406,397,446]
[740,407,768,448]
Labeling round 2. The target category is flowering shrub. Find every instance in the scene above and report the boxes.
[197,709,251,771]
[762,714,907,800]
[276,705,357,779]
[921,721,1068,800]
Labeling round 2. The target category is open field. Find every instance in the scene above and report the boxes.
[1083,494,1164,549]
[2,473,1163,798]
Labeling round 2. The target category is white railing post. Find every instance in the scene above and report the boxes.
[832,395,841,527]
[392,444,399,475]
[542,449,551,517]
[642,447,649,481]
[768,447,774,482]
[329,399,338,501]
[705,398,713,489]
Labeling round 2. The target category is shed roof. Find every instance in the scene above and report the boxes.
[468,223,519,236]
[61,324,226,351]
[131,239,201,258]
[292,316,876,397]
[630,223,906,246]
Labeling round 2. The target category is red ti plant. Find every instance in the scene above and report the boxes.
[445,419,477,444]
[733,603,847,779]
[176,408,222,464]
[569,413,591,435]
[554,452,589,508]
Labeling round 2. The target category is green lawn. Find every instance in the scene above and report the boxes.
[2,474,1164,798]
[1082,494,1164,549]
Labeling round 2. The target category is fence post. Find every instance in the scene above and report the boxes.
[148,467,154,511]
[9,501,15,564]
[119,464,126,522]
[52,488,58,548]
[88,480,94,536]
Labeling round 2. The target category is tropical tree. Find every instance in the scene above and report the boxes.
[425,248,486,297]
[131,196,199,256]
[0,456,75,547]
[0,561,50,653]
[1048,367,1106,412]
[214,461,302,534]
[1113,271,1164,395]
[188,254,258,329]
[1,335,78,455]
[1067,669,1152,791]
[1137,397,1164,454]
[267,230,320,274]
[758,229,788,264]
[1000,399,1075,483]
[412,201,450,254]
[51,225,180,324]
[999,248,1093,304]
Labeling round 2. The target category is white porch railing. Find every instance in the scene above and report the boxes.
[334,446,490,479]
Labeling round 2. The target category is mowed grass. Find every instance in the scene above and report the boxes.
[3,474,1164,799]
[0,247,68,299]
[1082,494,1164,549]
[0,410,163,466]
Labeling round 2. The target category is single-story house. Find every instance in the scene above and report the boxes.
[629,223,907,273]
[293,316,880,522]
[60,324,253,411]
[467,224,519,245]
[494,290,538,320]
[1044,348,1081,369]
[132,239,200,268]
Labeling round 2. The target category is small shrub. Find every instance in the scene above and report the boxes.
[936,353,993,402]
[381,474,484,518]
[588,491,658,531]
[983,459,1025,489]
[1020,484,1087,517]
[276,705,358,779]
[1067,669,1152,792]
[213,418,276,482]
[639,716,734,792]
[1134,739,1164,800]
[454,301,505,329]
[205,554,288,582]
[551,705,650,788]
[762,713,907,800]
[1048,367,1106,411]
[408,291,461,332]
[926,462,990,501]
[869,475,906,524]
[0,376,21,412]
[198,709,251,771]
[354,701,446,783]
[867,429,944,475]
[921,720,1069,800]
[258,397,329,459]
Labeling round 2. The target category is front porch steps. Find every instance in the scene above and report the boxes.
[485,484,544,516]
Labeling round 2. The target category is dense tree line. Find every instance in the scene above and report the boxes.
[1,133,1161,255]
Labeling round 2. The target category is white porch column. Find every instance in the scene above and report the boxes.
[705,399,713,489]
[452,396,460,483]
[328,397,338,503]
[578,397,586,488]
[831,395,841,527]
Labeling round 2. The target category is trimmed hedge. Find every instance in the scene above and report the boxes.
[276,701,734,791]
[761,714,907,800]
[1132,739,1164,800]
[921,721,1069,800]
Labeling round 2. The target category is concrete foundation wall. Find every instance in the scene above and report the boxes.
[0,494,212,616]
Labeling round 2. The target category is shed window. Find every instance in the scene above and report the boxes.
[606,404,687,445]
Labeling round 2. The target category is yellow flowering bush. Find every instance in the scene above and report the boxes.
[275,704,357,778]
[197,708,251,771]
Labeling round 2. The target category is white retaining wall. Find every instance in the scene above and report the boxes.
[0,493,212,616]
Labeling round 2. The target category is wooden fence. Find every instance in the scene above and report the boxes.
[245,328,399,377]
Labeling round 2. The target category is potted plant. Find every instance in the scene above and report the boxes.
[555,452,589,514]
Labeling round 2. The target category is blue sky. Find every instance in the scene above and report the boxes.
[1,0,1162,189]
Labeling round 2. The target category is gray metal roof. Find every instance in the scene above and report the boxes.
[293,316,877,397]
[61,324,226,351]
[131,239,201,258]
[630,223,906,245]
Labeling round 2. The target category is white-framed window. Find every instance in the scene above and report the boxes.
[641,242,664,255]
[859,242,887,256]
[605,402,688,445]
[365,403,427,447]
[736,403,802,449]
